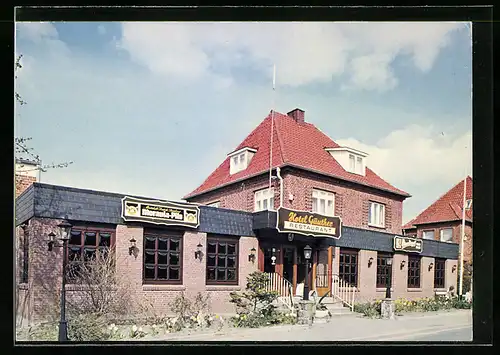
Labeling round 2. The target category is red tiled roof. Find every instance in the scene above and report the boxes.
[403,176,472,229]
[184,111,410,199]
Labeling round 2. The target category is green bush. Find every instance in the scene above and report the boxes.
[67,313,111,341]
[25,322,59,341]
[353,301,381,318]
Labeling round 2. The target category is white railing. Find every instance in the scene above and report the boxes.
[332,273,356,311]
[264,272,294,311]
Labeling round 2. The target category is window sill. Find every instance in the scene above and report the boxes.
[206,285,241,291]
[434,288,447,292]
[368,223,386,229]
[407,288,422,292]
[376,288,394,292]
[142,285,186,291]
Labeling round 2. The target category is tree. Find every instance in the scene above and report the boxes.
[15,54,73,172]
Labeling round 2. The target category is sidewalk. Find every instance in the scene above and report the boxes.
[145,309,472,342]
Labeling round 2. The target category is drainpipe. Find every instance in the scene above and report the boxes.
[276,167,284,208]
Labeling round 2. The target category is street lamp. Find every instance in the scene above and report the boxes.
[386,257,393,299]
[46,219,72,342]
[303,245,312,301]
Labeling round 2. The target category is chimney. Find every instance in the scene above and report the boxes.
[15,159,39,198]
[287,108,305,124]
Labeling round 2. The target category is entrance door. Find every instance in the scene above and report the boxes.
[315,247,332,297]
[282,246,295,285]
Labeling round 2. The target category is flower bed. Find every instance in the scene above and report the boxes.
[353,296,471,318]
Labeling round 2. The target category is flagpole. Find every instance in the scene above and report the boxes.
[268,64,276,191]
[458,165,467,298]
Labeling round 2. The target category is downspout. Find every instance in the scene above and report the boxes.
[276,167,284,208]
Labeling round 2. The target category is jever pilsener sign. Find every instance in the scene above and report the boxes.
[393,236,423,253]
[276,207,342,239]
[121,196,200,228]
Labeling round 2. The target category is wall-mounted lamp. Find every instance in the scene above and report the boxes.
[452,265,457,273]
[47,232,56,252]
[248,247,256,263]
[194,243,203,260]
[287,233,294,242]
[400,260,406,270]
[368,257,374,267]
[129,238,139,259]
[428,262,434,271]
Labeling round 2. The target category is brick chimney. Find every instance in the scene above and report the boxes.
[15,159,39,198]
[287,108,305,124]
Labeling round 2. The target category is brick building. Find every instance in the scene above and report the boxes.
[15,108,459,324]
[402,176,473,263]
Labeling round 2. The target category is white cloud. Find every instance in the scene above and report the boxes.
[117,22,465,91]
[16,22,58,43]
[336,124,472,188]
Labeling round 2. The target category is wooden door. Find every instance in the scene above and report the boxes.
[315,247,332,296]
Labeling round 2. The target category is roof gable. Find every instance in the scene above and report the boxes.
[184,110,409,199]
[404,176,472,228]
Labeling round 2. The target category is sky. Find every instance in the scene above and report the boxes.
[14,21,472,224]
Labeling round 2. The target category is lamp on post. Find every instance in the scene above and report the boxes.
[55,219,72,342]
[386,257,393,299]
[303,245,312,301]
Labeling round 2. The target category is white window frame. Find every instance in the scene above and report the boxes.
[422,230,435,240]
[465,199,472,209]
[254,188,275,212]
[207,201,220,208]
[368,202,385,228]
[311,189,335,216]
[440,228,453,243]
[348,153,364,175]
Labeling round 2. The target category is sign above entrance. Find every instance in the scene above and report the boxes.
[276,207,342,239]
[121,196,200,228]
[393,236,423,253]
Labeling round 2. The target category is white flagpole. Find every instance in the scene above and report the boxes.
[268,64,276,191]
[458,166,467,298]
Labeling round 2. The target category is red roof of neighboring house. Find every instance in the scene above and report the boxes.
[184,110,410,199]
[403,176,473,229]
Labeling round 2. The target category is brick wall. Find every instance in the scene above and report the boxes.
[18,218,259,322]
[188,168,406,234]
[16,175,36,198]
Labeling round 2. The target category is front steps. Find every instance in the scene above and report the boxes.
[275,296,358,319]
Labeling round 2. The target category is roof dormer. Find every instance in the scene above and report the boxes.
[325,146,368,176]
[228,147,257,175]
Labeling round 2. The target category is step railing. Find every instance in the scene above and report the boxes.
[332,273,356,312]
[264,272,294,311]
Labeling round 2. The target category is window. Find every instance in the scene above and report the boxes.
[311,189,335,216]
[369,202,385,228]
[254,188,275,212]
[339,248,358,287]
[347,153,364,174]
[465,199,472,209]
[422,230,435,240]
[440,228,453,243]
[206,236,239,285]
[376,253,393,288]
[67,227,115,281]
[407,255,421,288]
[207,201,220,208]
[349,154,355,171]
[20,229,29,283]
[229,148,256,175]
[434,258,446,289]
[143,231,183,284]
[356,157,363,174]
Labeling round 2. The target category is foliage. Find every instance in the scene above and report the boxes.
[167,292,213,331]
[354,295,471,318]
[67,313,111,341]
[229,271,296,328]
[23,322,59,341]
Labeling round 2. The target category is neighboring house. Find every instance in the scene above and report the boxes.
[184,108,411,235]
[403,176,473,263]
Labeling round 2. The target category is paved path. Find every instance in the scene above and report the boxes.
[147,309,472,342]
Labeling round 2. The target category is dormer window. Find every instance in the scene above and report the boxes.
[325,147,368,176]
[465,199,472,209]
[229,147,257,175]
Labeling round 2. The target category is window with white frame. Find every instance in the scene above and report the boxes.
[465,199,472,209]
[368,202,385,227]
[440,228,453,243]
[254,188,275,212]
[207,201,220,208]
[348,154,364,175]
[311,189,335,216]
[229,148,256,175]
[422,230,435,240]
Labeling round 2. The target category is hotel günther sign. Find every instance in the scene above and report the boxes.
[121,196,200,228]
[276,207,342,239]
[393,236,423,253]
